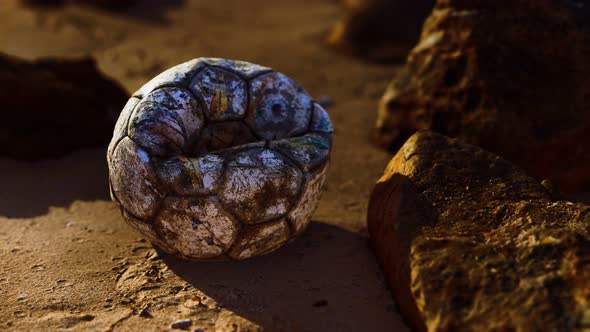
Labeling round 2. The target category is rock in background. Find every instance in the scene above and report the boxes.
[374,0,590,193]
[21,0,136,9]
[0,53,128,160]
[326,0,435,62]
[368,130,590,331]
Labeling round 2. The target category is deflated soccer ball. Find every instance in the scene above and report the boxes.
[107,58,333,260]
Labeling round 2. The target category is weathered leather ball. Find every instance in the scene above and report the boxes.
[107,58,333,260]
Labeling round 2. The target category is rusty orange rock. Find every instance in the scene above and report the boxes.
[374,0,590,193]
[326,0,435,62]
[368,131,590,331]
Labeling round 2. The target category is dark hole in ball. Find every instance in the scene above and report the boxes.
[272,103,283,115]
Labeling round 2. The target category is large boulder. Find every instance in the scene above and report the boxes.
[368,130,590,331]
[0,53,128,160]
[326,0,435,62]
[374,0,590,193]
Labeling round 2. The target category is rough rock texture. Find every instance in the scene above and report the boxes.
[0,53,128,160]
[108,58,334,260]
[326,0,435,62]
[368,131,590,331]
[374,0,590,193]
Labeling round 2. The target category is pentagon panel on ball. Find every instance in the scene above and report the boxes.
[107,58,334,260]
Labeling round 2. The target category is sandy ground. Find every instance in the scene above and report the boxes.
[0,0,408,330]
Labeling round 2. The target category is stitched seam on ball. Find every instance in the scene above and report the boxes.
[243,78,265,141]
[269,147,306,174]
[183,59,209,90]
[205,64,272,82]
[248,69,274,80]
[225,217,288,257]
[183,87,209,156]
[285,161,329,235]
[131,138,166,219]
[110,97,141,162]
[209,194,243,253]
[304,99,315,134]
[162,88,190,144]
[189,66,242,124]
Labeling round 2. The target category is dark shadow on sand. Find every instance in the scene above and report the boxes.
[161,222,408,332]
[22,0,185,25]
[116,0,185,24]
[0,147,110,218]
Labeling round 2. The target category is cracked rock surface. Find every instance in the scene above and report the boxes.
[374,0,590,193]
[368,131,590,332]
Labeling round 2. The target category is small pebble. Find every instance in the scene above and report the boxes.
[66,222,74,228]
[31,264,45,271]
[80,314,95,322]
[171,319,192,330]
[139,305,152,318]
[148,251,161,261]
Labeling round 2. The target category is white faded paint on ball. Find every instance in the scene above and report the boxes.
[220,149,302,224]
[259,149,284,168]
[134,58,207,97]
[236,154,254,166]
[203,58,272,78]
[246,72,312,140]
[108,97,139,164]
[310,102,334,134]
[136,147,151,164]
[110,137,163,220]
[157,216,224,258]
[156,153,224,196]
[270,133,330,172]
[200,197,240,246]
[156,197,239,258]
[217,141,266,156]
[190,67,247,121]
[264,198,289,218]
[288,162,329,236]
[129,87,203,157]
[121,210,175,254]
[199,154,224,191]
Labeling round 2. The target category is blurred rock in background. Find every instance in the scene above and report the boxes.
[369,131,590,331]
[326,0,435,62]
[0,53,128,160]
[21,0,137,9]
[373,0,590,193]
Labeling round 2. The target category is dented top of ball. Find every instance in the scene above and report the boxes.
[108,58,333,260]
